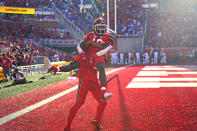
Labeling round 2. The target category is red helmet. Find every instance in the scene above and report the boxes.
[93,18,107,35]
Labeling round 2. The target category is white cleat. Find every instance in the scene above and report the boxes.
[100,92,113,101]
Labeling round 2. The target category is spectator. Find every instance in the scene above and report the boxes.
[160,51,167,64]
[119,52,124,64]
[54,52,59,62]
[11,67,32,85]
[135,51,141,64]
[1,53,12,82]
[153,50,159,64]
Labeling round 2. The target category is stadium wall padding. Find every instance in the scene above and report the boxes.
[116,35,143,52]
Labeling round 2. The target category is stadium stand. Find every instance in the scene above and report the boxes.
[146,0,197,48]
[53,0,146,36]
[4,0,50,8]
[143,0,197,63]
[1,0,197,66]
[53,0,96,34]
[96,0,144,36]
[0,0,76,64]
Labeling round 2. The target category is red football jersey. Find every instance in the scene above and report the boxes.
[82,32,114,65]
[83,32,114,55]
[1,57,12,69]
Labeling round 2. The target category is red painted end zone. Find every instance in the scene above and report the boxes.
[1,65,197,131]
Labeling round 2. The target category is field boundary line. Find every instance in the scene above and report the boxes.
[0,65,131,125]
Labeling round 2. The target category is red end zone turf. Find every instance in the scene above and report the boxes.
[0,65,197,131]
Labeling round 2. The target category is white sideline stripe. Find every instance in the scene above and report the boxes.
[142,67,197,70]
[0,86,77,125]
[126,83,197,88]
[133,77,197,81]
[0,65,130,125]
[137,71,197,76]
[145,65,197,68]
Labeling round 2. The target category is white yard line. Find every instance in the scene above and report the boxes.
[137,71,197,76]
[127,65,197,88]
[133,77,197,81]
[126,82,197,88]
[0,65,130,125]
[145,65,197,68]
[142,67,197,70]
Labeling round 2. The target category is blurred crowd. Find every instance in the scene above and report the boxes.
[97,0,145,36]
[110,48,196,65]
[0,0,197,71]
[0,0,73,41]
[1,0,197,49]
[53,0,95,34]
[2,0,50,8]
[0,41,38,66]
[0,14,72,41]
[146,0,197,48]
[54,0,146,35]
[0,40,76,82]
[147,12,197,48]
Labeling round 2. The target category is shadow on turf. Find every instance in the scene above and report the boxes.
[107,75,132,130]
[1,81,33,89]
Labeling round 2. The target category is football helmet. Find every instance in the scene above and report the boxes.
[93,18,107,35]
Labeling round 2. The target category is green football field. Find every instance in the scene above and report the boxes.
[0,72,71,99]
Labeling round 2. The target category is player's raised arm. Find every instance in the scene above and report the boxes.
[96,39,113,56]
[77,40,87,54]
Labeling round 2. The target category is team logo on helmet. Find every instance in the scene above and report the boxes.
[93,18,107,35]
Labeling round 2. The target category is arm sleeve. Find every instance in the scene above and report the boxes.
[77,40,87,54]
[96,44,113,56]
[96,36,114,56]
[77,33,91,53]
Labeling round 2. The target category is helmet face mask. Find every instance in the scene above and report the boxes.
[93,18,107,35]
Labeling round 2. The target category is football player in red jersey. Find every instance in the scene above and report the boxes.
[63,53,108,131]
[48,18,114,130]
[49,18,114,101]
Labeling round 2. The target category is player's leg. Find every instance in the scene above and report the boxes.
[48,61,80,74]
[157,57,158,64]
[96,63,106,86]
[137,57,139,64]
[7,69,12,80]
[163,56,165,63]
[89,81,107,129]
[121,57,123,64]
[111,56,114,65]
[139,57,141,64]
[96,63,113,101]
[153,56,156,64]
[114,56,117,64]
[160,56,163,64]
[145,57,147,64]
[60,61,80,72]
[3,69,8,81]
[64,77,88,130]
[136,57,139,64]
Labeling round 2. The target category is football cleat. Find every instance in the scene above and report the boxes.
[100,92,113,101]
[90,119,103,130]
